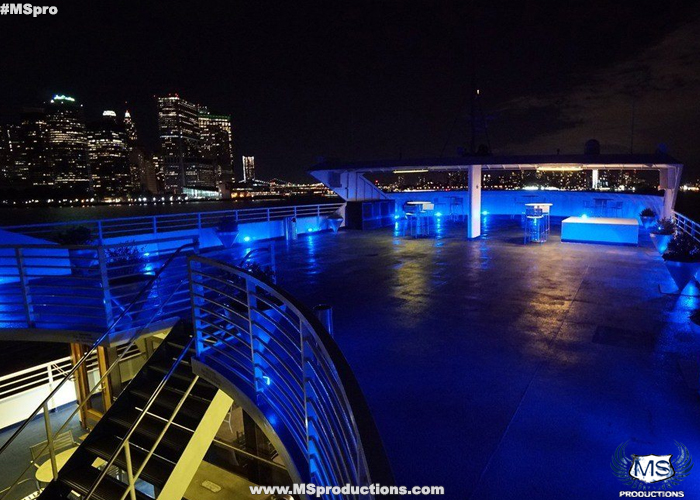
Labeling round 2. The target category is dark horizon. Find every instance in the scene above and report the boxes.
[1,1,700,182]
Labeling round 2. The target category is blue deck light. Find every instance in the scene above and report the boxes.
[435,212,443,217]
[481,210,489,216]
[243,236,251,242]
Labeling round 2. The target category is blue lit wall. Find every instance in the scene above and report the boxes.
[387,190,664,220]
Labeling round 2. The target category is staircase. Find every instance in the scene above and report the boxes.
[38,322,233,500]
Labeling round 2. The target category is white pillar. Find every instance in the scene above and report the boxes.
[591,169,599,189]
[659,166,682,219]
[468,165,482,238]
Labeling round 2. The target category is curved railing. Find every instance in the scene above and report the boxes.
[188,256,394,499]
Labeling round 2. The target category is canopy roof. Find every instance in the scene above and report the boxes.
[310,153,682,173]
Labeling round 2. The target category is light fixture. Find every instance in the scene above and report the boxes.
[393,169,429,174]
[536,165,583,172]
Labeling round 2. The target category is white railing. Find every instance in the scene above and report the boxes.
[0,202,343,241]
[0,344,142,430]
[673,211,700,244]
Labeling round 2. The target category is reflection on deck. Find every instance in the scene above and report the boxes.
[270,216,700,498]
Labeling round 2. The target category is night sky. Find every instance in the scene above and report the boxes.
[1,1,699,181]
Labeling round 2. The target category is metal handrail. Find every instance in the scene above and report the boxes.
[672,211,700,244]
[84,335,198,500]
[0,280,190,500]
[189,255,395,496]
[0,202,343,240]
[0,241,197,498]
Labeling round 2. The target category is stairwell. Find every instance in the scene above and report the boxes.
[38,321,232,500]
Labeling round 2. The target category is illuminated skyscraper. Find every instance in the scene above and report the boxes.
[0,124,24,183]
[15,108,50,186]
[87,110,131,197]
[129,146,159,195]
[242,155,255,182]
[157,94,214,192]
[45,95,90,192]
[198,107,234,184]
[123,110,138,146]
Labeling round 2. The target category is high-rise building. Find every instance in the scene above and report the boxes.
[242,155,255,182]
[45,95,90,192]
[198,107,234,185]
[87,111,131,198]
[0,124,17,183]
[123,110,138,146]
[157,95,214,193]
[129,146,159,195]
[15,108,51,186]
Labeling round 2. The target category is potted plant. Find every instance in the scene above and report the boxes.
[56,226,95,275]
[326,212,344,234]
[650,218,675,254]
[216,216,240,248]
[106,243,150,316]
[639,208,656,229]
[662,232,700,292]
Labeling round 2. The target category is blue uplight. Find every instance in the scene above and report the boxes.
[481,210,489,216]
[243,236,251,242]
[308,228,315,232]
[435,212,443,217]
[581,214,588,219]
[394,215,401,220]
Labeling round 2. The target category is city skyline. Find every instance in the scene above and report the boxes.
[2,2,700,183]
[0,92,254,198]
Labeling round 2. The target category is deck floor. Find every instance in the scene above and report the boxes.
[271,217,700,499]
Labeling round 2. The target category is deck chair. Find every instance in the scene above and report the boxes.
[30,430,77,464]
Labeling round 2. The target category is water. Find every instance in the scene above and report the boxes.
[0,192,697,227]
[674,191,700,221]
[0,195,335,226]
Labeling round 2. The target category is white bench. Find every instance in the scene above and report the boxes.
[561,217,639,245]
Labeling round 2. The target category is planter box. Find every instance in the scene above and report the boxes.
[650,233,673,254]
[663,260,700,292]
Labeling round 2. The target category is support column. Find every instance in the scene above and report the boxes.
[659,166,682,219]
[468,165,482,238]
[591,169,599,190]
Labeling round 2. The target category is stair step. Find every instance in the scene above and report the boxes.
[140,370,217,402]
[130,385,209,430]
[109,408,193,456]
[84,435,173,488]
[147,358,196,382]
[60,465,150,500]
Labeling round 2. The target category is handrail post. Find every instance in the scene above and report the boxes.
[152,216,158,236]
[267,208,271,222]
[42,402,59,480]
[97,246,115,329]
[197,212,203,231]
[97,220,104,244]
[124,441,138,500]
[15,247,35,328]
